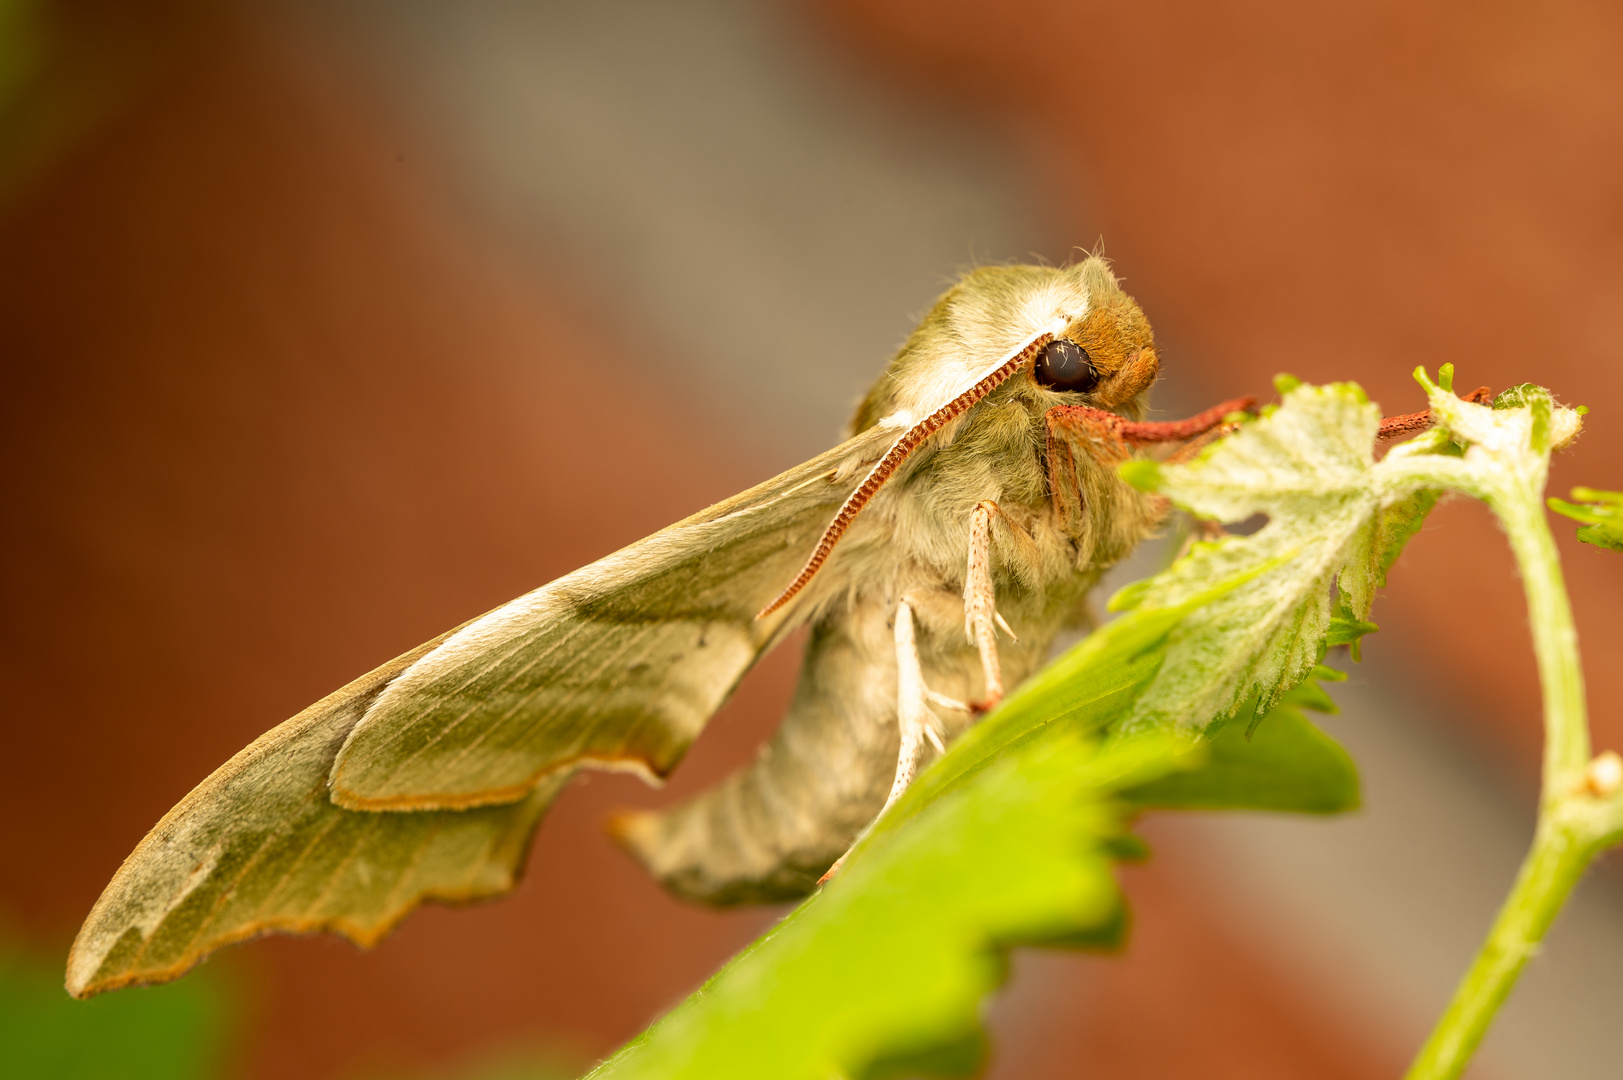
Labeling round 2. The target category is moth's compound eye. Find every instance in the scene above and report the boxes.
[1034,339,1099,392]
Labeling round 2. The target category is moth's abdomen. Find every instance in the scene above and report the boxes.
[611,605,908,904]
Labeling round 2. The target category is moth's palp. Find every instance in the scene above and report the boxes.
[755,325,1062,619]
[1046,396,1259,448]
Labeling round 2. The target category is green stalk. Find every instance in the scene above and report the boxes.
[1403,812,1592,1077]
[1403,459,1616,1079]
[1503,484,1591,789]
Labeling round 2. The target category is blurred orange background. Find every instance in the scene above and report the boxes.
[2,1,1619,1077]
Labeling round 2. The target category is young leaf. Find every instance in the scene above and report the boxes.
[1119,382,1439,731]
[1331,484,1443,659]
[1548,487,1623,553]
[1399,372,1583,498]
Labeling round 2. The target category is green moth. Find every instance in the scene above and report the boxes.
[67,257,1250,998]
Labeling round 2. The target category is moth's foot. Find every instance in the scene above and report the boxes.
[924,688,1001,718]
[933,687,1001,717]
[817,851,848,887]
[827,584,1002,891]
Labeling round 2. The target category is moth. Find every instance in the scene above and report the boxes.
[67,257,1251,998]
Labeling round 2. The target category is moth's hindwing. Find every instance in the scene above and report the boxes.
[326,423,897,809]
[65,639,565,998]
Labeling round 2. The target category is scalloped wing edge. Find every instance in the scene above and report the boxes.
[66,635,564,998]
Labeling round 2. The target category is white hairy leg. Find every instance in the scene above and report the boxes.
[885,598,945,813]
[820,510,1024,888]
[882,504,1020,816]
[817,597,944,886]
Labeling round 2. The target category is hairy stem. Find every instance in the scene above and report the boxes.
[1404,474,1606,1079]
[1501,487,1591,789]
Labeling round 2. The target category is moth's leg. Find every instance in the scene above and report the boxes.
[1044,416,1078,527]
[1043,405,1152,529]
[964,501,1020,714]
[888,598,945,806]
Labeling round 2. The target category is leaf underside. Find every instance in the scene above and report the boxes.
[1119,382,1435,729]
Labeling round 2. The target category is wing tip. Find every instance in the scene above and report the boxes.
[61,876,531,999]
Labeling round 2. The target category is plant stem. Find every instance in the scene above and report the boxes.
[1500,485,1591,789]
[1403,478,1602,1080]
[1403,814,1592,1078]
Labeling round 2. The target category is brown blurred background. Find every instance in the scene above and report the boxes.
[2,1,1619,1077]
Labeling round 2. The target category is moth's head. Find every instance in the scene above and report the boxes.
[760,259,1159,618]
[852,257,1159,434]
[1035,259,1159,412]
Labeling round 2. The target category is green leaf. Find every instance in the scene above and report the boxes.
[1490,382,1544,411]
[1548,488,1623,553]
[1326,612,1380,660]
[1124,673,1359,815]
[591,731,1180,1080]
[1279,668,1343,713]
[1574,523,1623,552]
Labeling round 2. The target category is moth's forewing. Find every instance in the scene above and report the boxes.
[327,423,900,810]
[67,424,897,996]
[65,638,565,999]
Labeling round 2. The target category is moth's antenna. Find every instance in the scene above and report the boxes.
[756,325,1061,620]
